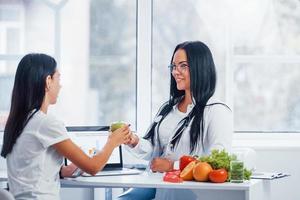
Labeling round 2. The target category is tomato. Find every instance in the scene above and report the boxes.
[208,168,228,183]
[166,170,181,176]
[163,174,183,183]
[179,155,196,171]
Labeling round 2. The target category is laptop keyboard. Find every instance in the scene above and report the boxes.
[102,167,123,171]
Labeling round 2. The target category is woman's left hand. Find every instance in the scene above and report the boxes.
[60,163,81,178]
[150,157,174,173]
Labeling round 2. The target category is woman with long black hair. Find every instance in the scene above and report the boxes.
[1,53,131,200]
[118,41,233,200]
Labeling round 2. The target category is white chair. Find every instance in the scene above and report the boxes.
[0,189,15,200]
[0,143,7,171]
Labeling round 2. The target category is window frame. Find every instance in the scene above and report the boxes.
[0,4,24,62]
[0,4,24,128]
[136,0,153,135]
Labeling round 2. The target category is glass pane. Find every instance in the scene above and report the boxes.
[89,0,137,128]
[153,0,300,132]
[0,0,137,130]
[232,0,300,55]
[234,63,300,131]
[1,0,55,55]
[152,0,226,116]
[23,1,55,54]
[0,7,20,21]
[7,28,20,53]
[0,61,17,131]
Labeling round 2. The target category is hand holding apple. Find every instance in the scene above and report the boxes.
[110,121,127,132]
[108,125,131,147]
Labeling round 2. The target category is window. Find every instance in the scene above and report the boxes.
[152,0,227,116]
[0,0,137,130]
[1,0,300,133]
[89,0,137,128]
[0,3,24,130]
[232,0,300,132]
[152,0,300,132]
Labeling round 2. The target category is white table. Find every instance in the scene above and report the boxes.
[0,170,271,200]
[61,172,268,200]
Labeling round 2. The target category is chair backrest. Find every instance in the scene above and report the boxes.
[0,189,15,200]
[0,146,6,171]
[0,132,7,171]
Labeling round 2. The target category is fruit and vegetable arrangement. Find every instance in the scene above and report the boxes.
[163,149,252,183]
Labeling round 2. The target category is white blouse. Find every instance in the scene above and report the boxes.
[129,98,233,161]
[7,111,69,200]
[158,103,193,155]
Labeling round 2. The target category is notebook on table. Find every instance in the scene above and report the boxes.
[251,171,290,180]
[65,126,142,177]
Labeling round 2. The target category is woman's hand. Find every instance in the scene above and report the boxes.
[60,163,81,178]
[108,125,131,147]
[150,157,174,173]
[124,132,139,148]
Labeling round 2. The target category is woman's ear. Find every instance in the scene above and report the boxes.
[45,75,52,91]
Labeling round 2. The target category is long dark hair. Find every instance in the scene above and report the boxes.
[1,53,57,158]
[144,41,218,153]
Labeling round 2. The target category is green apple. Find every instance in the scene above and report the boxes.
[110,121,126,132]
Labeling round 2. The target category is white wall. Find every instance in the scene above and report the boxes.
[253,148,299,200]
[233,135,300,200]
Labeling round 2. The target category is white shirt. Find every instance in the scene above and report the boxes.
[128,98,233,200]
[158,103,193,157]
[130,98,233,159]
[6,111,69,200]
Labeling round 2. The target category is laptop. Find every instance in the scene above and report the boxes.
[65,126,142,177]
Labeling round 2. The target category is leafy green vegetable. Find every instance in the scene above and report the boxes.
[244,168,252,180]
[199,149,237,171]
[198,149,252,181]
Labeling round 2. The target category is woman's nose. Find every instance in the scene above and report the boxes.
[172,68,180,76]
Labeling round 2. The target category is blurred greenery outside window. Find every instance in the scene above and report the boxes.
[89,0,137,129]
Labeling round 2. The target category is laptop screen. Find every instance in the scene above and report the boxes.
[65,126,123,169]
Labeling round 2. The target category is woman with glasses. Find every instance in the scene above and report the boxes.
[118,41,233,200]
